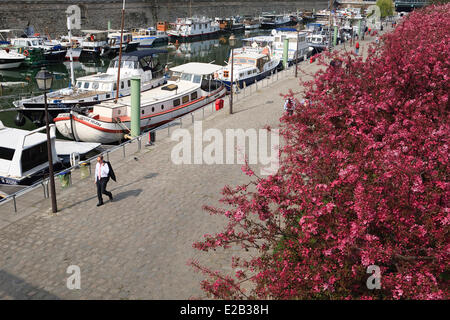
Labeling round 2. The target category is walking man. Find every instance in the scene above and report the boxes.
[95,155,113,206]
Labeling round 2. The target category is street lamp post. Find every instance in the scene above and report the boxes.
[36,68,57,213]
[295,24,301,78]
[228,34,236,115]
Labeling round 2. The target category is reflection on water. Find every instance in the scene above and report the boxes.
[0,30,269,130]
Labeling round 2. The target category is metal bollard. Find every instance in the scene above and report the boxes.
[123,145,126,158]
[13,194,17,213]
[191,113,194,124]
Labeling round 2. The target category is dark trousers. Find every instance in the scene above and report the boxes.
[96,177,112,203]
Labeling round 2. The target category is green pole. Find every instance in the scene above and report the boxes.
[283,38,289,69]
[131,76,141,137]
[358,19,362,37]
[333,26,338,46]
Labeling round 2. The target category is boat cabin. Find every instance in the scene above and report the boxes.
[0,121,58,185]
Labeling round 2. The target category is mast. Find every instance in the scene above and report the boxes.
[115,0,126,103]
[67,15,75,88]
[328,0,332,50]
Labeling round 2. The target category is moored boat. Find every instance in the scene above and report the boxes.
[13,49,168,126]
[0,120,59,185]
[131,27,169,47]
[271,28,313,65]
[0,48,25,69]
[168,17,220,42]
[216,46,281,91]
[54,62,226,143]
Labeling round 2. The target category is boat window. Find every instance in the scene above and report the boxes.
[106,94,110,98]
[173,99,180,107]
[121,81,124,89]
[77,82,82,88]
[161,105,165,110]
[142,110,144,114]
[247,71,252,75]
[0,147,14,161]
[128,80,131,87]
[113,83,117,91]
[152,107,155,112]
[84,82,90,89]
[182,95,189,104]
[123,60,134,69]
[193,75,202,84]
[239,73,244,77]
[181,73,193,81]
[191,91,198,100]
[289,38,296,43]
[21,142,48,173]
[275,37,280,42]
[92,82,99,90]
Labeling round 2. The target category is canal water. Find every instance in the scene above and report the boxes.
[0,30,270,131]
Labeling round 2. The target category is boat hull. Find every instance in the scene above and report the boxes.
[54,87,226,144]
[168,31,220,43]
[0,59,24,70]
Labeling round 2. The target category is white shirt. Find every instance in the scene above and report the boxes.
[95,162,110,181]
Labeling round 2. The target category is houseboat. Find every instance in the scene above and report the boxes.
[216,46,281,91]
[54,62,227,143]
[13,49,168,126]
[168,17,220,42]
[260,14,292,29]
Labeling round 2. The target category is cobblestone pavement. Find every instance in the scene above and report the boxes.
[0,33,381,299]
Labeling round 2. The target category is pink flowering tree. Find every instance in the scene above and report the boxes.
[190,5,449,299]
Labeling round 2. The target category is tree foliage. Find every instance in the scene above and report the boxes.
[376,0,394,18]
[191,5,449,300]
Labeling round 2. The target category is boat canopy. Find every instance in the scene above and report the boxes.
[170,62,223,76]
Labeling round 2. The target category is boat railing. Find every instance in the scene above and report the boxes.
[0,59,301,214]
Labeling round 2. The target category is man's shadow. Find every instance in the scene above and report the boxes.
[61,173,159,210]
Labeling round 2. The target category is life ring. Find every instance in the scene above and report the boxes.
[23,49,29,57]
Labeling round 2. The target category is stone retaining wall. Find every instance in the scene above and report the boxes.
[0,0,328,36]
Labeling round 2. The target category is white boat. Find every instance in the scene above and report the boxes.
[13,49,168,126]
[243,16,261,30]
[100,32,139,58]
[9,37,67,62]
[131,27,169,47]
[216,45,281,91]
[79,30,109,59]
[54,62,227,144]
[168,17,220,41]
[0,48,25,69]
[0,120,58,185]
[271,28,313,65]
[260,14,292,29]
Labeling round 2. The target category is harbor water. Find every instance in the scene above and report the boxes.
[0,30,267,131]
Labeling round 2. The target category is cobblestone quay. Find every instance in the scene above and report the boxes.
[0,0,328,36]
